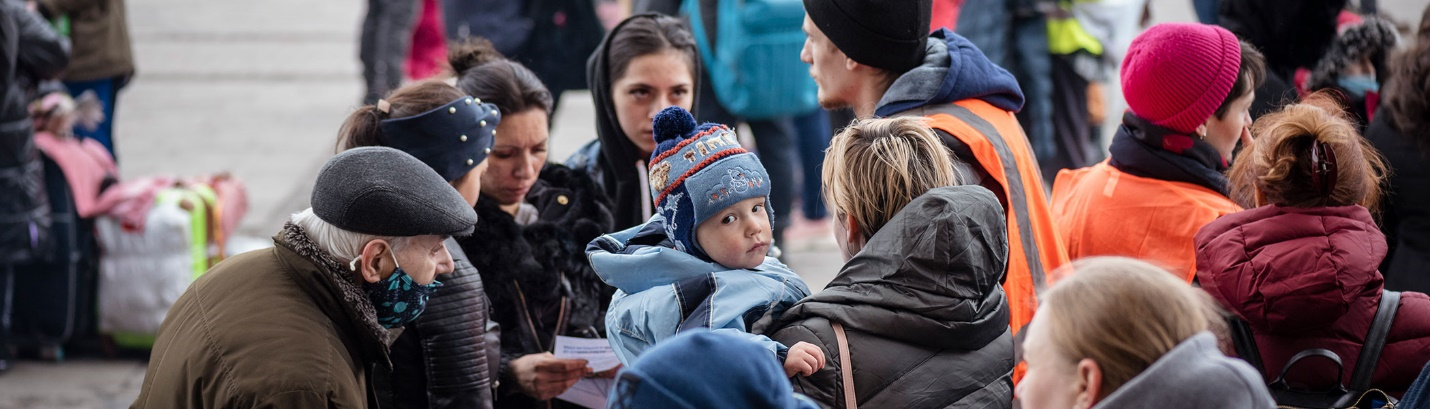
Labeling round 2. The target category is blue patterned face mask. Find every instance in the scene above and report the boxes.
[1337,75,1379,98]
[351,250,442,328]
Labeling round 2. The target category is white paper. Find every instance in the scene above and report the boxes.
[553,335,621,372]
[556,378,613,409]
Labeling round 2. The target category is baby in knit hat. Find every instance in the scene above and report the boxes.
[587,106,824,377]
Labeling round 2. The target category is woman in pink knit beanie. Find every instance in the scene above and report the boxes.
[1049,22,1266,283]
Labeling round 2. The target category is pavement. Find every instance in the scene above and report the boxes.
[3,0,1427,406]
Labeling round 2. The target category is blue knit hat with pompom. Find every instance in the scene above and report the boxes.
[647,106,771,262]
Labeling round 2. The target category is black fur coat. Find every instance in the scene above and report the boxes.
[458,164,615,409]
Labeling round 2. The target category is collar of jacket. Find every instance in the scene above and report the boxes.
[1093,332,1275,408]
[1109,111,1231,196]
[874,29,1026,118]
[274,221,395,371]
[774,186,1011,350]
[587,215,793,294]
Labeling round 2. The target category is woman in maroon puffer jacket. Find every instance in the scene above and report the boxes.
[1195,94,1430,397]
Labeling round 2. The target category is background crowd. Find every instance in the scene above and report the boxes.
[3,0,1430,408]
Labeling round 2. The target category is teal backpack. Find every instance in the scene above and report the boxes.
[684,0,818,120]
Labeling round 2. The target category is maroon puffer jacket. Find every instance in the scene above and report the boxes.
[1196,204,1430,397]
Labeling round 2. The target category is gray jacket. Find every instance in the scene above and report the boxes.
[1094,332,1275,409]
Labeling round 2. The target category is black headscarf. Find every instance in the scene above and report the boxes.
[586,13,701,230]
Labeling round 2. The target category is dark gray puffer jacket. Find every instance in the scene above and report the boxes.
[768,185,1015,409]
[0,2,69,264]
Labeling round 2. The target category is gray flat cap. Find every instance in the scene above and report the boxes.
[312,147,478,237]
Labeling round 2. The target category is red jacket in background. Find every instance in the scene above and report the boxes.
[1195,204,1430,397]
[930,0,965,32]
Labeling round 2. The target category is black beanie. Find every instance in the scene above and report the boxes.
[802,0,932,74]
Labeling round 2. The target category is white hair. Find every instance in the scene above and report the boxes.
[290,208,411,262]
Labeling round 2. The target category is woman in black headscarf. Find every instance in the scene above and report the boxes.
[566,13,700,230]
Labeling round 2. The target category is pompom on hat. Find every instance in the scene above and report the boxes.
[1121,23,1243,135]
[647,106,771,261]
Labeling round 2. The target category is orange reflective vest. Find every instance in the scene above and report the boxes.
[898,99,1071,383]
[1051,161,1242,283]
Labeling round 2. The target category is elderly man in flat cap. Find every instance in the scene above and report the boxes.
[130,147,479,408]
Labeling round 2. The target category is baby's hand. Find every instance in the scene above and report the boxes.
[783,341,826,377]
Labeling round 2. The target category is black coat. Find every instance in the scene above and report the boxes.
[460,164,615,409]
[1218,0,1345,120]
[1368,108,1430,294]
[768,186,1015,409]
[383,238,501,409]
[0,2,68,264]
[1218,0,1344,78]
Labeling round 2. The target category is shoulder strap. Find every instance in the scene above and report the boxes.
[832,322,856,409]
[1350,291,1400,391]
[1227,314,1265,373]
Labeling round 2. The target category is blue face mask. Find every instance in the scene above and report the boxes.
[351,250,442,328]
[1337,75,1379,98]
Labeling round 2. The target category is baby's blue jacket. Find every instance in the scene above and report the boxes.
[587,216,811,364]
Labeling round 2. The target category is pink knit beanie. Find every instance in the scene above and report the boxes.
[1121,23,1243,135]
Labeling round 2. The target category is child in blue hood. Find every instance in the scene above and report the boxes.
[588,106,823,377]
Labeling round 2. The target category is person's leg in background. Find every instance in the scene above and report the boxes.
[955,0,1011,66]
[404,0,448,81]
[1193,0,1219,25]
[0,264,12,373]
[1009,6,1055,183]
[793,109,829,222]
[1046,54,1092,183]
[360,0,418,105]
[63,78,121,162]
[826,108,855,135]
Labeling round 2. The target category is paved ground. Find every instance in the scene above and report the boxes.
[3,0,1427,406]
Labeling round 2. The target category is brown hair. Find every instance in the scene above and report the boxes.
[822,117,958,240]
[607,15,698,83]
[1382,4,1430,152]
[449,38,554,117]
[1214,41,1268,118]
[1040,257,1211,397]
[1227,93,1388,212]
[336,81,467,152]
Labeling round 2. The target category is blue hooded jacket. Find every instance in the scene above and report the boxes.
[608,331,821,409]
[874,29,1025,118]
[587,216,811,364]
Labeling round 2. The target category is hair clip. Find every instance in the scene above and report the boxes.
[376,99,391,114]
[1309,140,1338,197]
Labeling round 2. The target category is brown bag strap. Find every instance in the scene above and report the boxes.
[833,322,856,409]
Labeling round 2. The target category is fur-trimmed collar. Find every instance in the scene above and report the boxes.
[276,222,395,368]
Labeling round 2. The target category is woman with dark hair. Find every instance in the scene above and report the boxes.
[335,80,500,409]
[566,13,700,230]
[448,39,616,409]
[1368,4,1430,293]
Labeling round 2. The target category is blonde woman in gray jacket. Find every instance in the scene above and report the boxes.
[1018,256,1274,409]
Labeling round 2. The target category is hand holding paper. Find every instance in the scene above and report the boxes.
[554,336,620,409]
[554,335,621,372]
